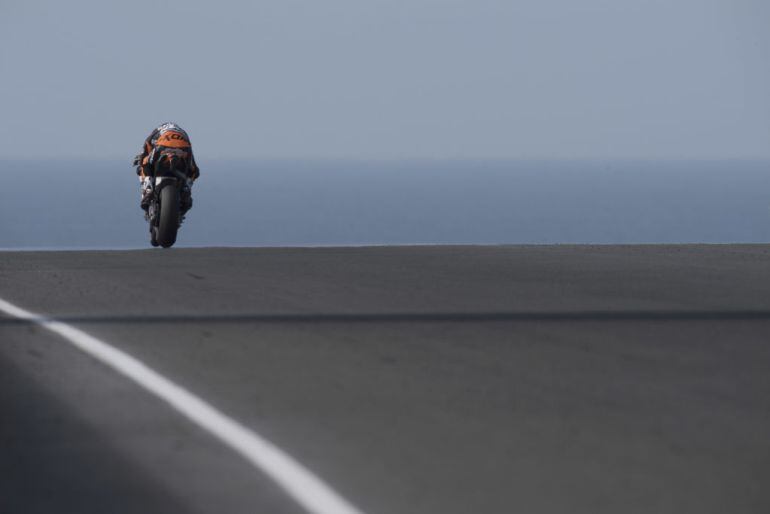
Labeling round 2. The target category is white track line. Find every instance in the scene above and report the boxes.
[0,297,364,514]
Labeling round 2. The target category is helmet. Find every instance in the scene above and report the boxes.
[157,122,183,134]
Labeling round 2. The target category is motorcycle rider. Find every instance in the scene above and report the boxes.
[134,122,200,213]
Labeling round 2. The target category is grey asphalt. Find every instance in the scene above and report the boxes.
[1,245,770,514]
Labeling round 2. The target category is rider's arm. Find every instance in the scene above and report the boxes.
[138,129,160,176]
[189,148,200,181]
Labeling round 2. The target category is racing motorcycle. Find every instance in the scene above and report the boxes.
[133,151,192,248]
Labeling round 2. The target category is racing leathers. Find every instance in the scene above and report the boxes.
[135,123,200,213]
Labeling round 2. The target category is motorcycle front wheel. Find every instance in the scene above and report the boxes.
[149,224,159,247]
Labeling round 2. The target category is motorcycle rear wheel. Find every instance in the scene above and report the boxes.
[156,186,180,248]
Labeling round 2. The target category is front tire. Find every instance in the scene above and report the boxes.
[156,185,180,248]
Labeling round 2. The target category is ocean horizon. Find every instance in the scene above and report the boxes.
[2,159,769,250]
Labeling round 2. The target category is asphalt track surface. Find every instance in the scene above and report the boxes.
[1,245,769,514]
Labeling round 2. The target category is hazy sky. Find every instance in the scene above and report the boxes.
[1,0,768,160]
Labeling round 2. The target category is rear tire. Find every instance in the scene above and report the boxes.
[156,186,180,248]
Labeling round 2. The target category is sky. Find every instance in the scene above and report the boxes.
[0,0,768,161]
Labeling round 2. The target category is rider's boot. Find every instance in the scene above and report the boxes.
[140,177,152,211]
[179,195,192,225]
[180,180,193,215]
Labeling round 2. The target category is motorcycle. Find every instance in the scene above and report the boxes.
[133,151,192,248]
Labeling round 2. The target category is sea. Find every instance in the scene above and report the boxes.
[1,159,769,249]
